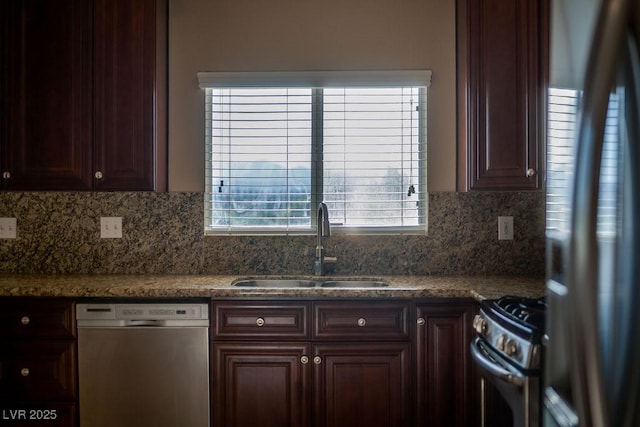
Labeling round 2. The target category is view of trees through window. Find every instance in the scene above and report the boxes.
[205,87,425,232]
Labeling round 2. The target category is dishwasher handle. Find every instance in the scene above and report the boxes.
[125,319,166,327]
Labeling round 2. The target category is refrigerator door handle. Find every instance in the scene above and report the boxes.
[569,0,632,425]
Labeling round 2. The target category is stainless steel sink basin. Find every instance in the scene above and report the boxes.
[320,280,389,288]
[231,278,390,288]
[232,279,316,288]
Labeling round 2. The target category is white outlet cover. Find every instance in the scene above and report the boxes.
[100,217,122,239]
[498,216,514,240]
[0,217,17,239]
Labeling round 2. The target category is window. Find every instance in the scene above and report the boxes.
[199,71,431,234]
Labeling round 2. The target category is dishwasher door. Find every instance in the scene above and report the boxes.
[77,303,210,427]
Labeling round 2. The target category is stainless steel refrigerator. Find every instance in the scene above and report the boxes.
[544,0,640,426]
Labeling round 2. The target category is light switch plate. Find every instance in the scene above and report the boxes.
[498,216,514,240]
[100,217,122,239]
[0,217,17,239]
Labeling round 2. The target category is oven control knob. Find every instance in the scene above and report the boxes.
[473,314,487,334]
[504,339,518,356]
[496,334,507,351]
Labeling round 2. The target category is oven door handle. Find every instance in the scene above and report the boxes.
[470,338,525,387]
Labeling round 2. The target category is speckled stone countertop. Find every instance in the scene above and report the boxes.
[0,275,545,301]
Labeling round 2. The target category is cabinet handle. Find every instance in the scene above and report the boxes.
[2,171,10,179]
[255,317,265,327]
[21,368,30,377]
[300,355,309,364]
[357,317,366,327]
[95,171,104,179]
[313,356,322,365]
[20,316,30,326]
[417,317,425,326]
[526,168,536,177]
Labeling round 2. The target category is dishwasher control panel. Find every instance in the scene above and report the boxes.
[76,303,209,325]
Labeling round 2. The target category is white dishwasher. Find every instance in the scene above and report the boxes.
[76,302,210,427]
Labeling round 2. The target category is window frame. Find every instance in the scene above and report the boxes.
[198,70,432,236]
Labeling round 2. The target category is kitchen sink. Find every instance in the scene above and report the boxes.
[231,279,389,288]
[232,279,317,288]
[319,280,389,288]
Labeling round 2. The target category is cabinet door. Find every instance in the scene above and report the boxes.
[459,0,547,190]
[313,342,411,427]
[0,339,76,401]
[415,302,475,427]
[212,342,311,427]
[93,0,166,190]
[1,0,93,190]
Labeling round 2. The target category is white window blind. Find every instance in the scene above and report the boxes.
[199,71,430,235]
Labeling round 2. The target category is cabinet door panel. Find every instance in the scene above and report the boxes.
[313,301,410,341]
[461,0,545,190]
[416,303,475,427]
[2,0,92,190]
[313,343,411,427]
[0,298,75,339]
[0,340,76,401]
[213,342,311,427]
[213,301,310,340]
[93,0,160,190]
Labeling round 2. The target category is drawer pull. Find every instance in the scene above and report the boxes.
[417,317,425,326]
[300,355,309,364]
[357,317,366,327]
[256,317,265,327]
[21,368,30,377]
[20,316,30,325]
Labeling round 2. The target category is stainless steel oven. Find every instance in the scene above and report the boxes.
[471,296,546,427]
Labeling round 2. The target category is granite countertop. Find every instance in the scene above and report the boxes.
[0,274,545,301]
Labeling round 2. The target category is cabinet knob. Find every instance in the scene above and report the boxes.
[416,317,425,326]
[255,317,265,327]
[20,316,30,326]
[21,368,30,377]
[95,171,104,179]
[313,356,322,365]
[2,171,10,179]
[526,168,536,177]
[357,317,366,327]
[300,355,309,364]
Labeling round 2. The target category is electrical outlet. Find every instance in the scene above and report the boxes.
[100,217,122,239]
[0,218,17,239]
[498,216,513,240]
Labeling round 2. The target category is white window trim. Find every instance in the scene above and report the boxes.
[199,70,432,236]
[197,70,432,89]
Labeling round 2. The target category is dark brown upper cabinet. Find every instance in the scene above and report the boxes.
[457,0,549,191]
[0,0,166,191]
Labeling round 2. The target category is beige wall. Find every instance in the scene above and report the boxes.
[168,0,457,191]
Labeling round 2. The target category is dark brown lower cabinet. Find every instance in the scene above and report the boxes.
[211,299,413,427]
[212,341,411,427]
[314,343,411,427]
[212,342,311,427]
[0,298,77,427]
[415,301,477,427]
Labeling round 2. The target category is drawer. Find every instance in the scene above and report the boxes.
[213,301,310,339]
[0,403,76,427]
[0,299,75,339]
[0,340,76,401]
[313,301,410,340]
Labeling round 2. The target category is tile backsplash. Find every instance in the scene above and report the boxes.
[0,191,544,276]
